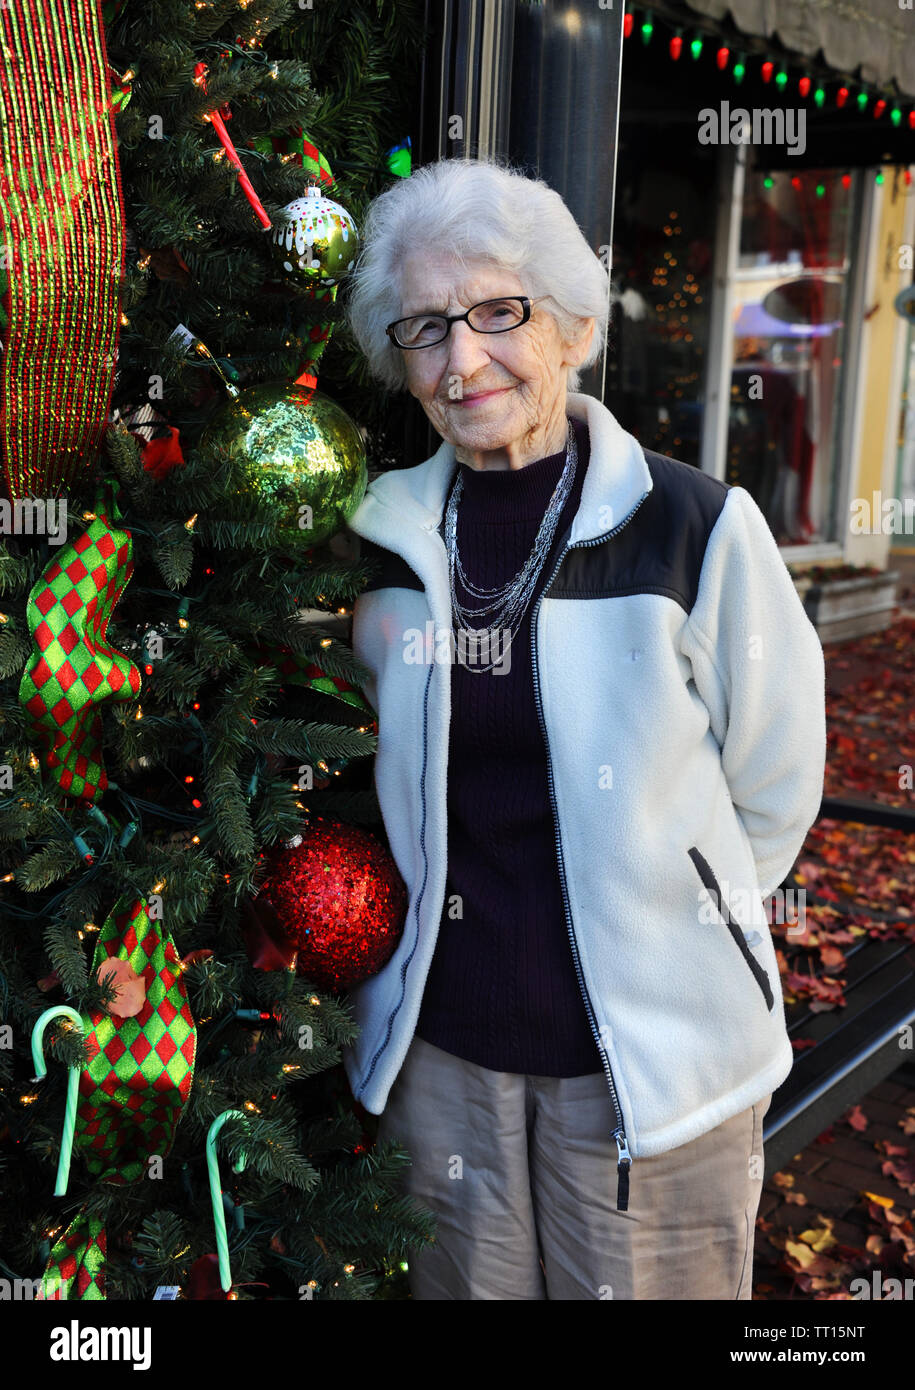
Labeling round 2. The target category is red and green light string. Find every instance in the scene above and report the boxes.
[624,9,914,131]
[761,173,838,197]
[760,167,908,193]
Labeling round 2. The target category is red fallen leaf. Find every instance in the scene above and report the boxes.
[784,971,818,994]
[876,1141,909,1157]
[785,1191,808,1205]
[792,1273,836,1295]
[814,1127,837,1145]
[845,1104,869,1132]
[820,927,857,944]
[791,1038,817,1051]
[814,976,847,1003]
[881,1158,915,1192]
[818,944,847,969]
[831,1243,870,1263]
[784,925,818,950]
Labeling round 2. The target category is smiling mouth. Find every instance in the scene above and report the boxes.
[455,386,513,403]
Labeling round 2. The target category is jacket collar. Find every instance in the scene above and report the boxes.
[346,393,653,599]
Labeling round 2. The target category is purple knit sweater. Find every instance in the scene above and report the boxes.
[414,415,603,1076]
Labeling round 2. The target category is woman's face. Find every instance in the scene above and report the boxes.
[396,250,594,468]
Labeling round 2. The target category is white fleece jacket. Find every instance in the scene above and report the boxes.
[340,391,827,1167]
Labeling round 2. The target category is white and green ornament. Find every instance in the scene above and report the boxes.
[272,185,359,288]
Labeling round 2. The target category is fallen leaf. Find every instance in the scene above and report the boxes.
[845,1104,869,1132]
[800,1226,837,1253]
[784,1240,818,1269]
[773,1171,795,1188]
[882,1159,915,1193]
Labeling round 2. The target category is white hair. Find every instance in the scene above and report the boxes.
[342,155,610,393]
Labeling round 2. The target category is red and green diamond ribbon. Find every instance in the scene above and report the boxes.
[250,128,334,188]
[18,483,141,802]
[77,893,197,1183]
[40,1215,107,1301]
[39,893,197,1300]
[249,643,374,715]
[0,0,125,501]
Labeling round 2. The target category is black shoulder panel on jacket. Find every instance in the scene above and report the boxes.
[548,449,730,614]
[358,535,425,594]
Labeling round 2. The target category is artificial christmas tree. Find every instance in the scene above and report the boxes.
[0,0,434,1301]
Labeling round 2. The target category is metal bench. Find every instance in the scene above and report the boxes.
[763,795,915,1177]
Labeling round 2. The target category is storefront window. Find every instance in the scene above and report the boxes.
[726,168,857,544]
[607,128,717,468]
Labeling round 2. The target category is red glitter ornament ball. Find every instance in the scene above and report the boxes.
[256,816,407,992]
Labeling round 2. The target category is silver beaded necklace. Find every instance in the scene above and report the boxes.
[443,419,578,673]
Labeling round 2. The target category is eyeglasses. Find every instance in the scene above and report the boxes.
[385,295,549,350]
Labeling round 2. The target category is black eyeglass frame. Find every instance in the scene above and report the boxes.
[385,295,549,349]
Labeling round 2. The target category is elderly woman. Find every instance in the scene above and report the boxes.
[340,156,826,1301]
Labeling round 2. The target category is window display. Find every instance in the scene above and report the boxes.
[726,168,856,544]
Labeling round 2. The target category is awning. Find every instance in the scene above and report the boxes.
[682,0,915,98]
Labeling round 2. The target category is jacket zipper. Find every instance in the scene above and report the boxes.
[529,489,650,1213]
[359,658,435,1098]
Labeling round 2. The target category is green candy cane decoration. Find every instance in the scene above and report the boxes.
[207,1110,249,1293]
[31,1005,85,1196]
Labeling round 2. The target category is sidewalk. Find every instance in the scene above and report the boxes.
[754,1060,915,1298]
[753,603,915,1299]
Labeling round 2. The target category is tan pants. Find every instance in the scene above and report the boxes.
[376,1034,771,1300]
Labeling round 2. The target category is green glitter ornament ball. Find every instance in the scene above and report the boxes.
[200,382,367,548]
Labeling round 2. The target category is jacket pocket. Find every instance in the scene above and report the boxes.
[687,846,774,1012]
